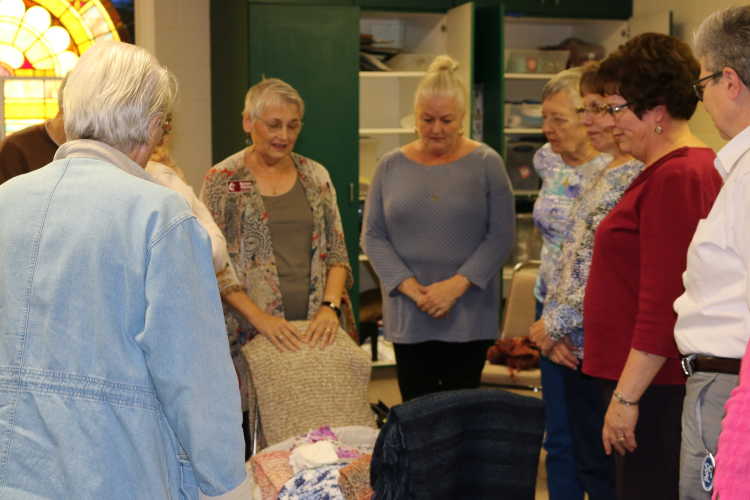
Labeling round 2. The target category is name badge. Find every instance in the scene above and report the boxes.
[701,452,715,492]
[227,181,253,193]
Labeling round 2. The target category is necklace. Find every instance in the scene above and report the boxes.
[427,164,451,201]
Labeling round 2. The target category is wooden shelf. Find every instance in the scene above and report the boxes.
[360,128,416,135]
[504,72,555,80]
[359,71,426,78]
[505,127,543,134]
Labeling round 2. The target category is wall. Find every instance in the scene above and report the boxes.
[633,0,734,151]
[135,0,212,191]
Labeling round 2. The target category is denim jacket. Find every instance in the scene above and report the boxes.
[0,140,249,499]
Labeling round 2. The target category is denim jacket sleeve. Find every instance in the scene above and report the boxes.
[139,215,248,497]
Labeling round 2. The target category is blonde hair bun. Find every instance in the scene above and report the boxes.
[427,55,459,74]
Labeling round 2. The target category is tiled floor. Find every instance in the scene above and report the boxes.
[368,365,550,499]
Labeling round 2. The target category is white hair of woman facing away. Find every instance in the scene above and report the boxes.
[0,40,250,499]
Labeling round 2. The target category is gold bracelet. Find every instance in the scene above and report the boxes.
[613,391,639,406]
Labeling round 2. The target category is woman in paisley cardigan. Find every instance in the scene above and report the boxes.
[200,78,354,405]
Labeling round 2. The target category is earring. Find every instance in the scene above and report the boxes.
[654,125,663,135]
[245,135,252,145]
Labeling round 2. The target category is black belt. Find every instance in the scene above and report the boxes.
[681,355,740,377]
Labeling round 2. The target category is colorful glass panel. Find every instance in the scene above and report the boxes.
[0,0,123,136]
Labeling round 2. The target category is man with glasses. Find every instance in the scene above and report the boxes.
[675,6,750,500]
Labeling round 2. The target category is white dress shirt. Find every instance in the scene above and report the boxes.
[674,126,750,358]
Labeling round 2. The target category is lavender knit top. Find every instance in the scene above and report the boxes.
[361,144,515,343]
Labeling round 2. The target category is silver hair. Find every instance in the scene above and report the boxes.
[542,66,585,107]
[242,78,305,120]
[694,6,750,85]
[413,54,467,116]
[63,40,177,153]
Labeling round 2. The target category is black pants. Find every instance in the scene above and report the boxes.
[600,380,684,500]
[393,340,492,402]
[563,367,615,500]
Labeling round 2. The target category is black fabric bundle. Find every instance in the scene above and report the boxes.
[370,388,545,500]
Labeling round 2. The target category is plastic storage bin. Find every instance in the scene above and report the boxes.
[505,49,569,74]
[505,101,542,129]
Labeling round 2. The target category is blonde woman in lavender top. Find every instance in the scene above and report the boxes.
[362,55,514,402]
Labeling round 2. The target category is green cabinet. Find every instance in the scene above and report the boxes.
[458,0,632,20]
[358,0,452,12]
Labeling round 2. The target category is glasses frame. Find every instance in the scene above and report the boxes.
[605,102,632,117]
[575,103,610,117]
[692,71,723,101]
[257,117,303,136]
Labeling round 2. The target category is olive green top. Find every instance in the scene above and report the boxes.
[262,178,314,320]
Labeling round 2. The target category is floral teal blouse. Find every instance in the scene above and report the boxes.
[532,143,611,302]
[542,158,644,358]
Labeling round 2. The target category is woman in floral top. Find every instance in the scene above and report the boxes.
[200,79,354,429]
[528,67,611,500]
[534,62,643,500]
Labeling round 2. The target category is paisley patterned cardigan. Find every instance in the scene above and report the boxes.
[201,149,355,355]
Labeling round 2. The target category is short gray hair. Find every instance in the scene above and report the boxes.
[63,40,177,152]
[694,6,750,86]
[243,78,305,120]
[414,54,467,116]
[542,66,585,108]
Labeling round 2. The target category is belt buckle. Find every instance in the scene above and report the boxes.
[681,354,697,377]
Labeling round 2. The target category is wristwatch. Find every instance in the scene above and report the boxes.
[321,300,341,318]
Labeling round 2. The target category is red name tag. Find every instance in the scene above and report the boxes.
[227,181,254,192]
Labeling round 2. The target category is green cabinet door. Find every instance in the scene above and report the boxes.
[359,0,452,12]
[247,4,361,316]
[211,0,250,165]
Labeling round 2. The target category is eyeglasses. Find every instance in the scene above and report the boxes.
[692,71,723,101]
[575,103,609,116]
[258,117,303,135]
[605,102,632,117]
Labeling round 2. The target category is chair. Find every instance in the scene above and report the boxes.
[481,260,542,391]
[242,322,376,450]
[370,388,546,500]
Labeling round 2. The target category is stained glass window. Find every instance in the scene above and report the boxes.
[0,0,126,136]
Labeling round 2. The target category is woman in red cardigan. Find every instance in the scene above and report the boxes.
[582,34,723,500]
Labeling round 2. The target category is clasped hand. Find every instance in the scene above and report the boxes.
[529,320,579,370]
[399,276,470,318]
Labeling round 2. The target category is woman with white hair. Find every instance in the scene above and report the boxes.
[361,55,515,401]
[528,66,613,500]
[201,78,354,441]
[0,41,249,499]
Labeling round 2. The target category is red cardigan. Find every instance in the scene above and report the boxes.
[582,147,722,385]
